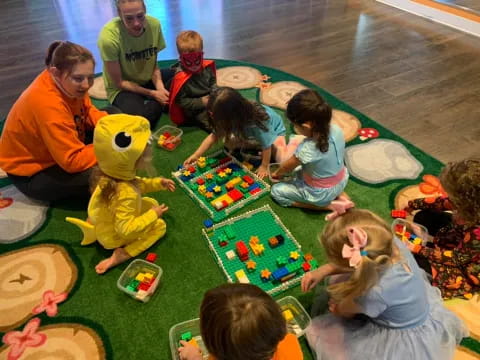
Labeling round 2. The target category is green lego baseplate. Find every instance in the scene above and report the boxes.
[202,205,318,295]
[172,150,270,222]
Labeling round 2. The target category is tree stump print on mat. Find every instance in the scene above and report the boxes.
[88,76,107,100]
[216,66,263,89]
[0,323,106,360]
[0,244,77,332]
[344,139,423,184]
[259,81,307,110]
[332,110,361,142]
[0,185,49,244]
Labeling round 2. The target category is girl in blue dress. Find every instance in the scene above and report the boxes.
[271,89,353,220]
[302,208,467,360]
[183,87,298,179]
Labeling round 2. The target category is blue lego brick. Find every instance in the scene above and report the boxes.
[204,219,214,228]
[272,267,289,281]
[248,183,260,192]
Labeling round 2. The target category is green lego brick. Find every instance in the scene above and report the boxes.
[224,226,236,240]
[276,256,288,267]
[203,205,308,294]
[180,331,192,342]
[309,259,319,269]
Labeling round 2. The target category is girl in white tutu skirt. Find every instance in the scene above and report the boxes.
[302,208,468,360]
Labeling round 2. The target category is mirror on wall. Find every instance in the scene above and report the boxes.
[434,0,480,14]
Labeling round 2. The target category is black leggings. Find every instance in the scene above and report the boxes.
[112,68,175,129]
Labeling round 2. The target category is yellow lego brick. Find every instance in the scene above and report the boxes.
[135,273,146,282]
[444,250,453,258]
[182,170,191,176]
[413,238,422,245]
[213,186,222,193]
[198,157,206,162]
[289,251,300,260]
[218,171,227,178]
[283,309,294,322]
[242,162,253,170]
[225,168,233,174]
[210,193,233,207]
[188,338,199,348]
[143,273,154,281]
[240,182,249,189]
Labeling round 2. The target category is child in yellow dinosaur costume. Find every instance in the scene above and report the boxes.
[67,114,175,274]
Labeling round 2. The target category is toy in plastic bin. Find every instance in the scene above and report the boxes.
[154,125,183,151]
[268,163,293,183]
[117,259,162,302]
[392,218,430,253]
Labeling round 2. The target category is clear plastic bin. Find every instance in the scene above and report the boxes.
[268,163,293,183]
[277,296,311,337]
[153,125,183,151]
[169,296,311,359]
[117,259,162,303]
[391,218,430,246]
[169,318,209,360]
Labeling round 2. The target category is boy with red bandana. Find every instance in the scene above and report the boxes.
[169,31,217,131]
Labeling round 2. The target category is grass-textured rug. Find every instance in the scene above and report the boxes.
[0,59,478,359]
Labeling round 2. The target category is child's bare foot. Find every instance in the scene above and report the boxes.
[95,248,131,274]
[325,198,355,221]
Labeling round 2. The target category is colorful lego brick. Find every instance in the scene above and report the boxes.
[248,183,260,192]
[220,156,232,164]
[235,269,250,283]
[304,253,314,262]
[309,259,319,269]
[283,309,294,322]
[135,290,149,301]
[260,268,272,282]
[196,178,205,185]
[205,192,214,199]
[391,210,407,219]
[289,251,300,261]
[226,250,236,260]
[188,338,199,348]
[227,188,244,202]
[286,261,302,274]
[213,185,222,193]
[243,175,255,185]
[225,168,233,175]
[198,185,207,194]
[276,256,288,267]
[246,260,256,272]
[240,181,249,189]
[302,262,311,272]
[224,226,236,239]
[164,142,176,150]
[205,173,214,181]
[218,234,228,247]
[250,187,262,195]
[235,241,249,261]
[204,219,214,228]
[413,238,422,245]
[243,161,254,170]
[272,267,288,281]
[226,176,242,190]
[394,223,406,234]
[138,283,150,291]
[146,253,157,263]
[135,273,146,282]
[182,170,191,177]
[210,193,234,208]
[269,236,279,248]
[181,332,192,342]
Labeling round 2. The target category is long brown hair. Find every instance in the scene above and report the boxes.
[200,283,287,360]
[321,209,394,304]
[287,89,332,152]
[45,41,95,75]
[206,87,269,141]
[439,158,480,225]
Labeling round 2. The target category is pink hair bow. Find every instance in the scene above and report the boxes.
[342,227,368,268]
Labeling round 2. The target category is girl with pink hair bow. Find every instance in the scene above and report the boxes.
[301,208,467,360]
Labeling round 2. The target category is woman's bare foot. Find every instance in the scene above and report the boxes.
[95,248,131,274]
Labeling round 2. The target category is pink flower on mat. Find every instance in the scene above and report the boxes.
[2,318,47,360]
[32,290,68,317]
[255,81,272,89]
[261,74,271,81]
[473,227,480,240]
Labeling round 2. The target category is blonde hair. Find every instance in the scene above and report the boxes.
[439,158,480,225]
[176,30,203,54]
[320,209,394,304]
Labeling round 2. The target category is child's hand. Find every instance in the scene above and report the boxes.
[184,155,198,167]
[256,165,269,179]
[201,95,209,106]
[178,340,202,360]
[301,270,323,292]
[153,204,169,218]
[161,178,176,192]
[328,299,339,314]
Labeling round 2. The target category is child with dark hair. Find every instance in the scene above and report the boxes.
[405,158,480,299]
[178,283,303,360]
[169,30,217,131]
[183,87,298,179]
[271,89,353,220]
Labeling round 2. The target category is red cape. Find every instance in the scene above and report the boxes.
[169,60,216,125]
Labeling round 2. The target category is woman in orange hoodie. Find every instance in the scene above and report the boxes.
[0,41,109,201]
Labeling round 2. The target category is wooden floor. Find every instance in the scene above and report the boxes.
[1,0,479,164]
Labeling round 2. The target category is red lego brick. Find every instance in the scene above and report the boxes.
[227,189,244,202]
[249,187,261,195]
[163,132,171,139]
[391,210,407,219]
[219,240,228,247]
[242,175,254,185]
[394,224,405,233]
[219,156,231,164]
[139,283,151,291]
[302,262,311,272]
[146,253,157,262]
[188,166,196,173]
[404,231,411,239]
[235,241,249,261]
[196,178,205,185]
[164,142,176,150]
